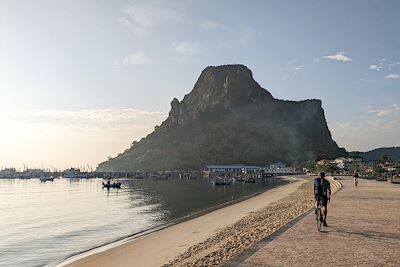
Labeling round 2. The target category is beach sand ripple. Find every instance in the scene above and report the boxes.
[164,180,317,266]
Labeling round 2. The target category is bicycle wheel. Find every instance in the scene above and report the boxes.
[316,207,322,231]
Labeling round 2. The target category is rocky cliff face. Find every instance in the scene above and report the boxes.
[98,64,346,171]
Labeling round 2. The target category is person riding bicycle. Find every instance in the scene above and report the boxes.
[314,172,331,227]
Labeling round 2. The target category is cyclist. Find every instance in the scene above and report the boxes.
[314,172,331,227]
[354,172,359,186]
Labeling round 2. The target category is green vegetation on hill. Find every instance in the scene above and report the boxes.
[349,147,400,162]
[98,65,346,171]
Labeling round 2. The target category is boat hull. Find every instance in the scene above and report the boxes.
[102,182,122,188]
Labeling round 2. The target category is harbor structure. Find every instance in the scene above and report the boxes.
[203,163,296,177]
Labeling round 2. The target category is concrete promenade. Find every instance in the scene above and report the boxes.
[234,177,400,266]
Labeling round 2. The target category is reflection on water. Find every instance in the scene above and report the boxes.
[0,177,286,267]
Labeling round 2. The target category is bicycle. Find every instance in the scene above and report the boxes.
[315,200,324,231]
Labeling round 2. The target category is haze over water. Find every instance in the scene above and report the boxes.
[0,177,285,267]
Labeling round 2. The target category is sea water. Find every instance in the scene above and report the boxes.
[0,177,286,267]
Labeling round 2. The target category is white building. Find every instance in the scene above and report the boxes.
[262,166,296,175]
[269,162,287,170]
[334,157,363,170]
[204,164,261,174]
[204,162,296,176]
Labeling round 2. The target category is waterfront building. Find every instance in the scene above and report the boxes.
[204,163,296,177]
[268,162,287,170]
[261,165,296,175]
[204,165,261,174]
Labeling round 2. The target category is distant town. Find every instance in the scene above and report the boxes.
[1,155,399,184]
[306,155,400,182]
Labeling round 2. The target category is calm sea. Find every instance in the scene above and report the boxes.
[0,177,286,267]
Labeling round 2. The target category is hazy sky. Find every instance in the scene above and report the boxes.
[1,0,399,169]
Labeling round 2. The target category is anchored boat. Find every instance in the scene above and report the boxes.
[102,178,122,188]
[211,176,235,186]
[40,175,54,182]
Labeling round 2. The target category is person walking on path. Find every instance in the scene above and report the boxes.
[354,172,359,186]
[313,172,331,226]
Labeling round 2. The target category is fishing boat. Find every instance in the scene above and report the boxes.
[134,172,145,179]
[63,168,81,178]
[182,172,199,179]
[40,175,54,182]
[211,176,235,186]
[244,177,256,183]
[102,182,122,188]
[102,178,122,188]
[63,168,95,178]
[235,176,245,182]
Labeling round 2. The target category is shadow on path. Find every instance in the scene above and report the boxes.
[324,227,400,241]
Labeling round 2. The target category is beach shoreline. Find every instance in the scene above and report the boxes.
[56,176,291,266]
[61,175,309,267]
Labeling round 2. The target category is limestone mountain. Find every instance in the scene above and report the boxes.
[98,64,346,171]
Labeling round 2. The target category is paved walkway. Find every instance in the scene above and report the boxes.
[235,177,400,266]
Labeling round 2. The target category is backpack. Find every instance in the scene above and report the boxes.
[314,178,323,195]
[322,179,330,195]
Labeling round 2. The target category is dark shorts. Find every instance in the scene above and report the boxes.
[315,194,328,207]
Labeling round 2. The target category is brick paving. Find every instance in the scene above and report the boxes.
[235,177,400,267]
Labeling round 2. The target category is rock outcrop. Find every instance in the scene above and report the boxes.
[98,64,346,171]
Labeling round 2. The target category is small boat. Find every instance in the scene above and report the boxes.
[244,177,256,183]
[63,168,95,178]
[235,176,245,182]
[134,171,145,179]
[40,176,54,182]
[102,182,122,188]
[211,176,235,186]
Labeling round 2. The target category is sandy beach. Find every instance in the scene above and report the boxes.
[64,176,311,267]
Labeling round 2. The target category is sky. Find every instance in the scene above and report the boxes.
[0,0,399,169]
